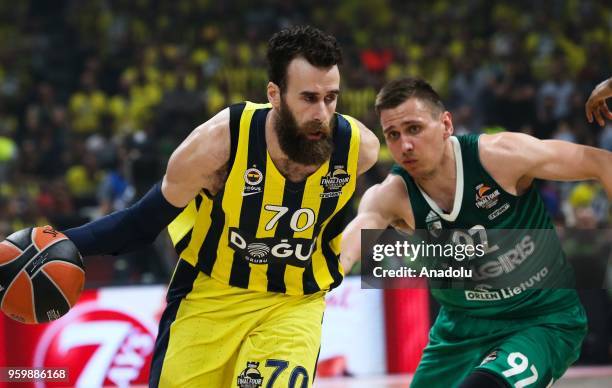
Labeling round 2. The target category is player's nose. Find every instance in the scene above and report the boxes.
[312,100,330,123]
[401,137,414,153]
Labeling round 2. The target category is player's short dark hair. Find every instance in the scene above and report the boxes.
[375,77,445,116]
[267,25,343,92]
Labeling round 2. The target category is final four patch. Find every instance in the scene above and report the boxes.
[320,166,350,198]
[237,361,264,388]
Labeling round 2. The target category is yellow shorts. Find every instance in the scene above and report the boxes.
[151,261,326,388]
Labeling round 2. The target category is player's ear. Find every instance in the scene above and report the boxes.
[441,111,454,139]
[267,82,281,109]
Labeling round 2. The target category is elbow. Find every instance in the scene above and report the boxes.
[591,148,612,181]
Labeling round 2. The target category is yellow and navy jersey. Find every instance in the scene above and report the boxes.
[167,102,361,295]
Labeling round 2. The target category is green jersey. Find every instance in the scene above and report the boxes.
[391,134,579,318]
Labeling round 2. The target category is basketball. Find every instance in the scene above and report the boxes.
[0,226,84,324]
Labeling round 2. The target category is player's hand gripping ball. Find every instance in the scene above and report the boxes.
[0,226,84,323]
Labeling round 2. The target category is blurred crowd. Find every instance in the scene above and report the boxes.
[0,0,610,285]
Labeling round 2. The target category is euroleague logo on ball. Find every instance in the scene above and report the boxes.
[32,302,157,388]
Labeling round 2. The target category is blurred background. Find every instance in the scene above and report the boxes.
[0,0,611,384]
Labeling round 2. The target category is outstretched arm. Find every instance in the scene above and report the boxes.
[340,175,413,273]
[480,132,612,199]
[64,108,231,256]
[586,77,612,126]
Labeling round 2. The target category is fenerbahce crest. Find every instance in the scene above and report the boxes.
[237,361,264,388]
[320,166,351,198]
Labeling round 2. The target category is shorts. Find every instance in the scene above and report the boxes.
[411,302,587,388]
[150,261,326,388]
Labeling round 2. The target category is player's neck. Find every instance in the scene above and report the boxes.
[415,140,457,212]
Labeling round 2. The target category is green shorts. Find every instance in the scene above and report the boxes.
[411,303,587,388]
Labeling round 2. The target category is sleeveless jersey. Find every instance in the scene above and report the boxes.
[167,102,360,295]
[391,134,579,318]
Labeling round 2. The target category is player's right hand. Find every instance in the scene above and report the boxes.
[586,77,612,126]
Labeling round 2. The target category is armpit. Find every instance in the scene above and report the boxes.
[202,163,229,197]
[390,219,413,234]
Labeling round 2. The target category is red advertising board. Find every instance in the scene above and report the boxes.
[1,286,166,388]
[1,282,431,386]
[384,283,431,373]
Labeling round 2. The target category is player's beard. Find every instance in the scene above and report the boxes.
[274,98,334,165]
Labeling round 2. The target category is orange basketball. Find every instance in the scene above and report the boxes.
[0,226,84,324]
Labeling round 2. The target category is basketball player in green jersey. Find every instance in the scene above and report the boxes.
[340,78,611,387]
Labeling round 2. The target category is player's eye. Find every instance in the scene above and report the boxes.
[385,131,399,141]
[408,125,421,134]
[324,95,337,104]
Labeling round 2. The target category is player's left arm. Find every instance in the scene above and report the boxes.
[354,119,380,175]
[481,132,612,198]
